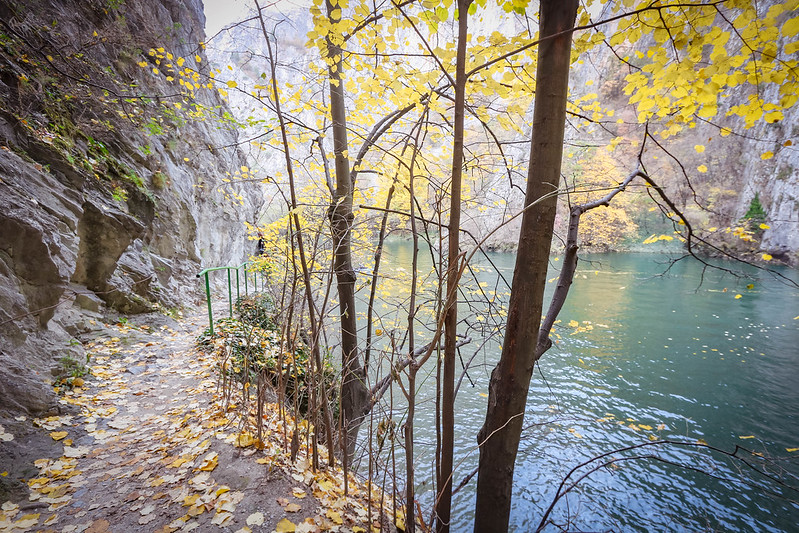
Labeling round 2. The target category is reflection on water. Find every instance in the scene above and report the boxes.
[359,243,799,532]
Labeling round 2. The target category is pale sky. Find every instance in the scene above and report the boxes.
[203,0,310,37]
[203,0,253,37]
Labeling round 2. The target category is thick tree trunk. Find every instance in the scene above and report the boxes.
[325,0,369,462]
[473,1,578,531]
[437,1,470,532]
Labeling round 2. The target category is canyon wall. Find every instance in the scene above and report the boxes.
[0,0,265,413]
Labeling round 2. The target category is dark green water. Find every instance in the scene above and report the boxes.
[365,243,799,532]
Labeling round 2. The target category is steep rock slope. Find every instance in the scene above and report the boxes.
[569,4,799,262]
[0,0,264,413]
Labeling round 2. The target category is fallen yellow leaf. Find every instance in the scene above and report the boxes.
[211,511,232,526]
[235,433,258,448]
[285,503,301,512]
[326,509,343,525]
[168,456,190,468]
[50,431,68,441]
[275,518,296,532]
[246,512,265,526]
[14,513,40,528]
[198,452,218,472]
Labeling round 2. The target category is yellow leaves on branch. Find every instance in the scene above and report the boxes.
[610,0,799,135]
[643,234,675,245]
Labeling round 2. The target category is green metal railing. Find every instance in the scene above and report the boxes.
[197,261,268,335]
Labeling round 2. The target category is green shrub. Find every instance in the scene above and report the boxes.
[152,170,167,189]
[196,303,337,415]
[742,193,767,232]
[235,293,278,331]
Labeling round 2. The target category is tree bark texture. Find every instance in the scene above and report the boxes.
[473,1,578,531]
[325,0,369,462]
[437,1,470,532]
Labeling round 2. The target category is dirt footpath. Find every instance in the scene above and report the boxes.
[0,310,384,533]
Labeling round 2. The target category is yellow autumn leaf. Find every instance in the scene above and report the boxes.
[694,144,705,153]
[762,253,773,261]
[50,431,67,441]
[13,513,40,528]
[784,16,799,38]
[285,503,301,512]
[211,511,233,526]
[697,165,708,173]
[326,510,343,525]
[275,518,296,532]
[761,151,774,160]
[759,223,770,230]
[235,432,258,448]
[169,456,190,468]
[739,435,755,439]
[198,451,218,471]
[568,320,579,327]
[787,447,799,452]
[246,512,265,526]
[226,80,237,88]
[734,294,742,299]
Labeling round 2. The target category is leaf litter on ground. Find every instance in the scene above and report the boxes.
[0,308,393,533]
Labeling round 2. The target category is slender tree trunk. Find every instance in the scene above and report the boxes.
[437,1,470,531]
[473,1,578,531]
[324,0,370,463]
[256,2,336,465]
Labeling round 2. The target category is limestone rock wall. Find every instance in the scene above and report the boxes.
[0,0,265,414]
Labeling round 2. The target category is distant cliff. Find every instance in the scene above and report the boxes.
[0,0,265,413]
[205,5,798,263]
[567,3,799,263]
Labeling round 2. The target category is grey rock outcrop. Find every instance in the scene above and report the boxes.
[0,0,266,414]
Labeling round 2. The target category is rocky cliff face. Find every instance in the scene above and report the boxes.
[0,0,265,414]
[568,4,799,263]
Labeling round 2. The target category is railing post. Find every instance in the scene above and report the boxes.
[227,269,233,318]
[204,272,214,336]
[236,268,240,302]
[244,265,248,296]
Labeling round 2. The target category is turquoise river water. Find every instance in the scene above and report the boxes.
[362,243,799,532]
